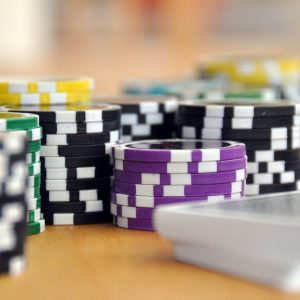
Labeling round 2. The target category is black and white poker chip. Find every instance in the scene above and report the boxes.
[178,100,300,118]
[247,171,300,184]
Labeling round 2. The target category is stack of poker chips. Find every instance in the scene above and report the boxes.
[7,104,121,225]
[0,131,27,275]
[0,112,44,235]
[111,139,247,230]
[198,56,300,86]
[94,96,178,142]
[177,101,300,196]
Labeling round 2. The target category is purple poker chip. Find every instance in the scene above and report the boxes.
[113,139,246,162]
[114,156,247,173]
[112,180,245,196]
[113,216,154,231]
[111,192,244,207]
[111,203,153,219]
[114,169,247,185]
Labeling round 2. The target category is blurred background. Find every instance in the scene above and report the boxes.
[1,0,299,93]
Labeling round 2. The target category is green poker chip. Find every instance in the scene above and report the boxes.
[27,162,41,176]
[26,151,40,164]
[26,186,40,199]
[27,197,41,210]
[27,174,41,188]
[27,218,45,235]
[27,140,41,153]
[27,208,41,223]
[25,126,43,141]
[0,112,39,130]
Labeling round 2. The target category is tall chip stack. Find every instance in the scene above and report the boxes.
[111,139,247,230]
[93,96,178,142]
[0,112,44,235]
[7,104,121,225]
[176,101,300,196]
[0,131,27,275]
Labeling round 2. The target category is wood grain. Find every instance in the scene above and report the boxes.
[0,225,299,300]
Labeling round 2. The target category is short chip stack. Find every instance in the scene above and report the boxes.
[0,131,28,275]
[177,101,300,196]
[0,77,94,106]
[7,104,121,225]
[94,96,178,142]
[111,139,247,230]
[0,112,44,235]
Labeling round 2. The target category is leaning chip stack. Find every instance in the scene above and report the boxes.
[0,131,28,275]
[0,112,44,235]
[177,101,300,196]
[7,103,121,225]
[111,139,247,230]
[93,96,178,142]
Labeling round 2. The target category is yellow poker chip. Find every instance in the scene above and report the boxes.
[200,56,300,85]
[0,91,91,105]
[0,76,94,94]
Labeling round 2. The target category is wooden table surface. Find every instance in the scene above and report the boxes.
[0,225,299,300]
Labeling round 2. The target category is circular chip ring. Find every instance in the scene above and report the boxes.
[0,112,39,130]
[113,139,246,162]
[7,103,121,122]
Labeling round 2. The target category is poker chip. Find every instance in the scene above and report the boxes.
[114,157,247,174]
[113,216,153,231]
[27,162,41,176]
[42,166,112,180]
[27,218,45,235]
[42,130,120,146]
[113,140,245,162]
[111,203,153,219]
[93,96,177,142]
[41,119,120,134]
[0,255,26,276]
[113,180,244,197]
[0,132,28,274]
[184,126,300,140]
[111,192,243,208]
[113,169,246,185]
[245,182,300,196]
[41,189,111,202]
[178,101,300,118]
[41,177,111,191]
[41,155,111,168]
[26,151,40,164]
[42,200,104,213]
[26,208,41,223]
[0,112,39,130]
[0,91,91,105]
[23,127,43,141]
[111,138,247,231]
[247,161,300,174]
[178,100,300,196]
[177,115,300,129]
[40,142,113,157]
[27,197,41,210]
[247,171,299,184]
[27,174,41,188]
[26,186,40,199]
[7,103,121,123]
[43,211,111,225]
[0,76,94,93]
[27,140,41,153]
[247,149,300,162]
